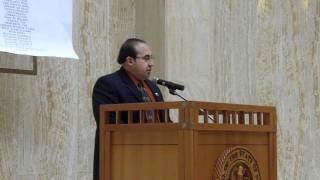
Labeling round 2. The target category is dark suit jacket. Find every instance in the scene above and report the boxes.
[91,67,164,180]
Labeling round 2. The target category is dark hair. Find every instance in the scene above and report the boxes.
[117,38,146,64]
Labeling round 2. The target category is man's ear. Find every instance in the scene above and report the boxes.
[126,56,135,65]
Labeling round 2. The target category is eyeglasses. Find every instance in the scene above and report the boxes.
[135,55,153,61]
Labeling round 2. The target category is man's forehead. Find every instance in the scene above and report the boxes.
[135,43,151,54]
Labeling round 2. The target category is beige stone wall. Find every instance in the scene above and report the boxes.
[0,0,320,179]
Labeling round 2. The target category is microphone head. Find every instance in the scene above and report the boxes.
[152,77,184,91]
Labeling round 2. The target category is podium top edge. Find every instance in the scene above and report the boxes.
[99,101,276,111]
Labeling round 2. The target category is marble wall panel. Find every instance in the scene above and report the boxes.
[0,0,137,179]
[0,54,34,70]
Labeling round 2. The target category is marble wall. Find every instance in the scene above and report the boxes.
[1,0,320,179]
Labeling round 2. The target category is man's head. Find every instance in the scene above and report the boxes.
[117,38,153,80]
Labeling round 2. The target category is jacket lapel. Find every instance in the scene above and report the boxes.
[118,68,142,102]
[145,80,162,102]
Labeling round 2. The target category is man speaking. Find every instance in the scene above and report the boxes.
[92,38,165,180]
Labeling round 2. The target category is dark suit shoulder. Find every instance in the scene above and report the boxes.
[92,69,126,121]
[95,69,122,83]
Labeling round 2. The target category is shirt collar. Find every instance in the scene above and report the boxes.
[124,69,145,87]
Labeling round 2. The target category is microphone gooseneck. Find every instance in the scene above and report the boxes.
[152,77,216,123]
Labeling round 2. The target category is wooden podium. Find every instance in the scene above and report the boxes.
[99,101,277,180]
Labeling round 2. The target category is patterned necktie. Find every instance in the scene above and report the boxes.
[137,82,153,122]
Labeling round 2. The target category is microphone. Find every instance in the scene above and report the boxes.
[153,77,184,91]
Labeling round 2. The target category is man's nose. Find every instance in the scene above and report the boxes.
[148,60,154,66]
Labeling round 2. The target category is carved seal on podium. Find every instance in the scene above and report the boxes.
[213,146,261,180]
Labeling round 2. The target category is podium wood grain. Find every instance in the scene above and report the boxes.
[99,101,277,180]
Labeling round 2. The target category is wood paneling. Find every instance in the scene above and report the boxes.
[99,101,276,180]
